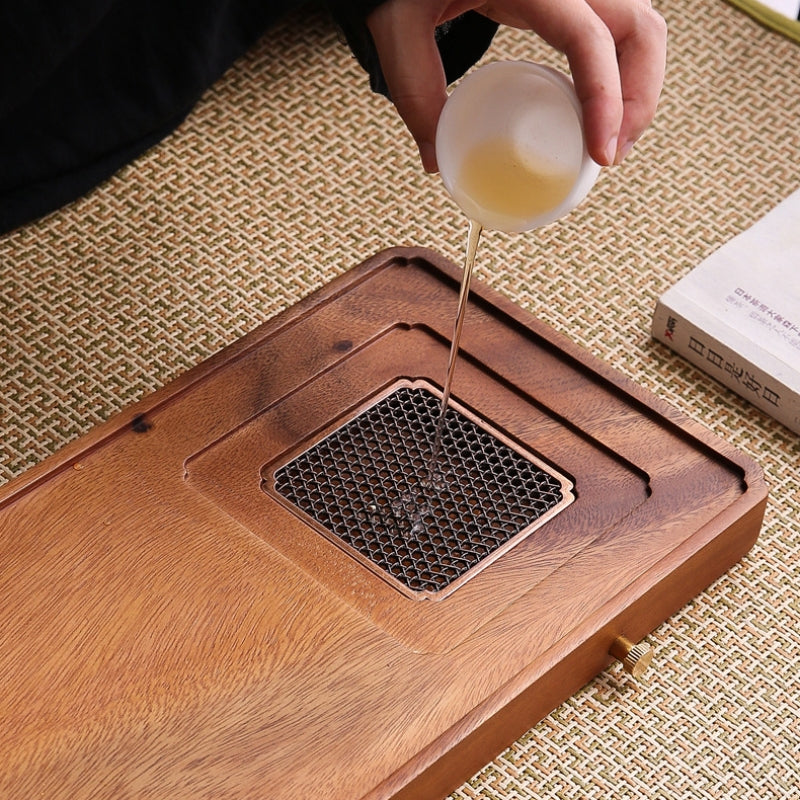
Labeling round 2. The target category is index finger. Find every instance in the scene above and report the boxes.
[484,0,666,164]
[585,0,667,161]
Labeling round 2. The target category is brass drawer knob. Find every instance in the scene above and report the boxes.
[610,635,654,679]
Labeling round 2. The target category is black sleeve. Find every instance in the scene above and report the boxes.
[327,2,499,97]
[0,0,300,234]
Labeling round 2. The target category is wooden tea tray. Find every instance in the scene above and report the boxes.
[0,248,766,799]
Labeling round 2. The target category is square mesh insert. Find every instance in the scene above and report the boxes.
[271,386,570,594]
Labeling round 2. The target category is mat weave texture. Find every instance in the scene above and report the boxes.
[1,0,799,797]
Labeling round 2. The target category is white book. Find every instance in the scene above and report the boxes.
[652,188,800,435]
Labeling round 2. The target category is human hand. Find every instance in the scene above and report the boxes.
[366,0,667,172]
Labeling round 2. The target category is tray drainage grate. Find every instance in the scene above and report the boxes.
[272,386,571,594]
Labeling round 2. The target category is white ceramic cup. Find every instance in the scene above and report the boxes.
[436,60,601,233]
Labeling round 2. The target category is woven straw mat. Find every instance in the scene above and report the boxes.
[1,0,798,798]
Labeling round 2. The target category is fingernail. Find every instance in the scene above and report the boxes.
[604,135,618,166]
[420,140,437,173]
[615,139,634,165]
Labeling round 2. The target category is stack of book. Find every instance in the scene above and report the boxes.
[726,0,800,44]
[652,188,800,435]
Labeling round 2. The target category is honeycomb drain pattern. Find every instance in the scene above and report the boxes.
[272,387,567,594]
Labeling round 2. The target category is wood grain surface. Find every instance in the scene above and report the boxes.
[0,249,767,799]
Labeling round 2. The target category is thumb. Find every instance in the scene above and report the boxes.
[368,6,448,172]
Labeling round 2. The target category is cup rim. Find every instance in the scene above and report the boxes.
[435,60,601,232]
